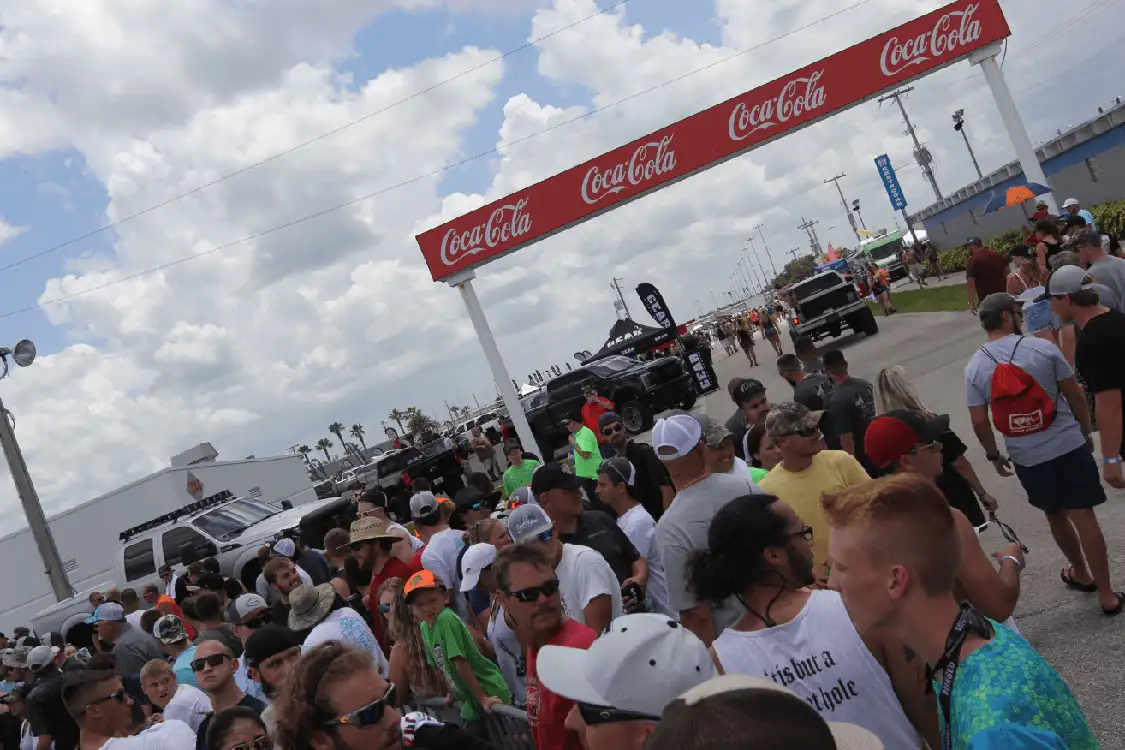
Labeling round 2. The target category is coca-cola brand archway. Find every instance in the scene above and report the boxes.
[417,0,1011,282]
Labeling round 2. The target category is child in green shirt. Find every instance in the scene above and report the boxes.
[502,440,541,502]
[405,569,512,721]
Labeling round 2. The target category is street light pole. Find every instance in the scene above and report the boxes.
[952,109,984,180]
[0,341,73,602]
[753,224,779,276]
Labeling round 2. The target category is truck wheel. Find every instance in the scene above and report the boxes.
[680,394,697,411]
[239,559,262,593]
[853,307,879,337]
[621,401,655,435]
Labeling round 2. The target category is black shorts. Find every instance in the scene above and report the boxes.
[872,283,888,295]
[1013,445,1105,515]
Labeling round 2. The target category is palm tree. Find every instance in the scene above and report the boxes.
[387,409,407,434]
[350,424,367,450]
[328,422,346,448]
[406,408,437,435]
[316,438,333,462]
[297,445,312,458]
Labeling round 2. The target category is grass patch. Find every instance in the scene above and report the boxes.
[867,283,969,315]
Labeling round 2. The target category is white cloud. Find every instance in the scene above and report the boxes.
[0,217,26,246]
[0,0,1120,535]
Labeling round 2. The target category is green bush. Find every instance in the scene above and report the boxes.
[939,246,969,272]
[1091,199,1125,237]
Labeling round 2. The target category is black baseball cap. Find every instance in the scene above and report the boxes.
[732,379,766,406]
[454,486,494,510]
[243,625,303,670]
[966,236,983,246]
[530,462,583,495]
[360,486,389,509]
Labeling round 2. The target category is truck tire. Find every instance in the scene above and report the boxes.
[854,307,879,337]
[621,401,655,435]
[239,559,262,594]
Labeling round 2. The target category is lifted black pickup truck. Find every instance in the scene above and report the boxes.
[787,270,879,343]
[376,441,465,519]
[526,354,696,455]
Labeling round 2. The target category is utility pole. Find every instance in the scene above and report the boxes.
[610,277,632,320]
[753,224,778,276]
[0,394,73,602]
[879,87,943,202]
[824,174,860,241]
[851,199,868,232]
[797,217,823,257]
[787,247,802,264]
[746,237,770,291]
[952,109,984,180]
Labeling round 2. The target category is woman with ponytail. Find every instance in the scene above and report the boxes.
[689,494,938,750]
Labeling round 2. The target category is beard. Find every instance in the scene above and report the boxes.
[789,544,816,589]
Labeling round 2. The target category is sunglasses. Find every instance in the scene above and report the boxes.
[988,511,1030,554]
[230,736,271,750]
[535,529,554,544]
[190,653,232,672]
[789,525,814,543]
[378,603,391,614]
[602,424,624,437]
[906,441,941,456]
[89,689,129,708]
[466,502,487,512]
[506,577,560,603]
[323,683,397,729]
[241,613,272,630]
[577,702,659,726]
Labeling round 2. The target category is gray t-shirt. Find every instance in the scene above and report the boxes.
[964,334,1085,467]
[1087,255,1125,314]
[654,472,764,637]
[109,623,165,676]
[794,374,834,411]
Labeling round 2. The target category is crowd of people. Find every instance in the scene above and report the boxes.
[1,202,1121,748]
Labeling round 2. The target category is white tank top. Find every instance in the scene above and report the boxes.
[712,590,922,749]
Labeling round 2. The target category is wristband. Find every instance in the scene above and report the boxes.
[999,555,1023,571]
[1103,456,1123,465]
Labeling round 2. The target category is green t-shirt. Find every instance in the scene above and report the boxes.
[420,608,511,719]
[572,426,603,479]
[750,466,769,483]
[503,459,541,500]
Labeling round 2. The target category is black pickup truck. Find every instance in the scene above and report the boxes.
[376,441,465,519]
[526,354,696,455]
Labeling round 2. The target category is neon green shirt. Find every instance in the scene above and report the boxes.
[572,426,603,479]
[502,459,541,500]
[420,608,511,719]
[750,467,769,483]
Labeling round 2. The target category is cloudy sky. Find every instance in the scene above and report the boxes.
[0,0,1120,527]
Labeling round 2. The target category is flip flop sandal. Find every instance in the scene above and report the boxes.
[1061,566,1098,593]
[1103,593,1125,617]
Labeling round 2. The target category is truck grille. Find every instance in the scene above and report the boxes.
[799,288,854,321]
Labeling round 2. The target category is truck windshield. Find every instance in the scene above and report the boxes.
[588,356,634,373]
[192,499,278,541]
[868,240,904,261]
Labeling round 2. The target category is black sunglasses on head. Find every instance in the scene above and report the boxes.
[190,653,232,672]
[323,683,397,729]
[577,702,659,726]
[505,577,560,603]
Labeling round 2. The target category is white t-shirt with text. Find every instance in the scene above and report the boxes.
[616,505,676,619]
[421,528,469,620]
[302,607,389,677]
[160,684,212,734]
[100,719,196,750]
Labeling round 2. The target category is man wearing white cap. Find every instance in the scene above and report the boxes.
[25,644,78,750]
[1062,198,1096,231]
[459,544,527,707]
[651,413,762,646]
[507,504,622,634]
[92,603,164,677]
[254,539,313,605]
[538,613,717,750]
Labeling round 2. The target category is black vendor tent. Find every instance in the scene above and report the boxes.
[584,318,676,363]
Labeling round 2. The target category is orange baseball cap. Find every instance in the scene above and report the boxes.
[404,569,445,600]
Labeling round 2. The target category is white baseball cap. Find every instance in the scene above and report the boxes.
[507,504,553,543]
[537,613,717,717]
[272,538,296,558]
[26,645,59,672]
[1063,198,1080,208]
[234,593,269,623]
[409,491,441,520]
[459,544,498,592]
[510,486,536,506]
[652,414,703,461]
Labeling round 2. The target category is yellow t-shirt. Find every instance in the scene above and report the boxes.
[758,450,871,571]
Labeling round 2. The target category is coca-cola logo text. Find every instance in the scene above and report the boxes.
[439,198,533,266]
[581,135,677,205]
[880,3,982,77]
[728,71,827,142]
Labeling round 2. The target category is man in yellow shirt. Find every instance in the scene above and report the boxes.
[757,402,870,578]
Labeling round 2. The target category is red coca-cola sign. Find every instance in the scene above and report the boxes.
[417,0,1008,282]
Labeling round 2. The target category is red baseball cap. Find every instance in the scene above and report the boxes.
[864,410,949,470]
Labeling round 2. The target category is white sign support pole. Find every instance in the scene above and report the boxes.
[970,42,1059,216]
[449,270,544,461]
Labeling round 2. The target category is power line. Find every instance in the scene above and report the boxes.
[0,0,884,321]
[0,0,638,275]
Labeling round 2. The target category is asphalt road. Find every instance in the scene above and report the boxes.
[689,312,1125,745]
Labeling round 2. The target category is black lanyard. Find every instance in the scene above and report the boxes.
[926,603,994,750]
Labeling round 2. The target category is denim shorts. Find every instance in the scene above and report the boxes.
[1013,445,1105,515]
